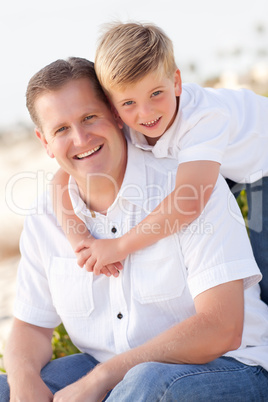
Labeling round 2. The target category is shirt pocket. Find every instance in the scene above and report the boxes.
[48,257,94,317]
[130,235,186,304]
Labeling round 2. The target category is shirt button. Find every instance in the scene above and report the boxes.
[111,226,117,234]
[117,312,123,319]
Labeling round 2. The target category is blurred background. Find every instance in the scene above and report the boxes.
[0,0,268,359]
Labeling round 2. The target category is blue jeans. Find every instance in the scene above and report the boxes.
[0,353,103,401]
[227,176,268,305]
[0,354,268,401]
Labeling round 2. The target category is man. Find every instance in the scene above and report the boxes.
[1,57,268,401]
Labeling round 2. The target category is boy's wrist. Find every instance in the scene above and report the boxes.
[119,231,139,255]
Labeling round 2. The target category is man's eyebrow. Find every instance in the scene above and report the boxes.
[50,121,68,133]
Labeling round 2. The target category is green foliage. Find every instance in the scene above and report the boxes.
[0,353,5,373]
[52,324,80,360]
[236,189,248,226]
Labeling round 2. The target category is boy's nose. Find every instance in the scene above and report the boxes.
[138,103,153,119]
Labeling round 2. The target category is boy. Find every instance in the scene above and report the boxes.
[52,22,268,303]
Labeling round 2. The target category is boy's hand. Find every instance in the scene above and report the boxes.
[75,238,126,277]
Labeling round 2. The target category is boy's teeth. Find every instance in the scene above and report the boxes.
[77,146,101,159]
[142,117,160,127]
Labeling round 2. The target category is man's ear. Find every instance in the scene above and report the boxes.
[174,69,182,97]
[35,128,55,158]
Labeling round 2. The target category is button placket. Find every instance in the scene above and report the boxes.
[109,275,129,353]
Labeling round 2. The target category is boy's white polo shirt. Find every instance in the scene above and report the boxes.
[127,83,268,183]
[14,142,268,369]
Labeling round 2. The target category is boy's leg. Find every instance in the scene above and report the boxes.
[246,177,268,305]
[107,357,268,401]
[0,353,100,400]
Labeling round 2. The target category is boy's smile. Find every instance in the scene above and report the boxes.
[109,69,181,145]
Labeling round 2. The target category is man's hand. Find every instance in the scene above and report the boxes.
[75,238,126,277]
[53,364,112,402]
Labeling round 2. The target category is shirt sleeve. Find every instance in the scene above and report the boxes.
[177,109,231,165]
[14,204,62,328]
[178,175,262,299]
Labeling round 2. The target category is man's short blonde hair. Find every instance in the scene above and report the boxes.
[95,22,177,92]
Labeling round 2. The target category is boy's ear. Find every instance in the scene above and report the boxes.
[35,128,55,158]
[174,69,182,97]
[105,93,124,129]
[110,104,124,129]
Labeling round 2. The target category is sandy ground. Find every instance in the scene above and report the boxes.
[0,134,58,361]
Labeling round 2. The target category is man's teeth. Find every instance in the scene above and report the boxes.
[142,117,160,127]
[76,146,101,159]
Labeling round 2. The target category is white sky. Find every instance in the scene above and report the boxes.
[0,0,267,128]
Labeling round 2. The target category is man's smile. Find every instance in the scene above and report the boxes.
[75,145,102,159]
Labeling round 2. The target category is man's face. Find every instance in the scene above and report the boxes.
[35,78,127,188]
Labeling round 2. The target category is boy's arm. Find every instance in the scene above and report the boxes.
[119,160,220,253]
[51,169,123,277]
[53,279,244,401]
[51,168,90,248]
[4,318,54,402]
[86,161,220,272]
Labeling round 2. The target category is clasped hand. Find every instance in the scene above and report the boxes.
[75,237,127,277]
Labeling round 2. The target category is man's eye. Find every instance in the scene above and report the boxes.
[152,91,161,97]
[122,100,134,106]
[56,126,67,134]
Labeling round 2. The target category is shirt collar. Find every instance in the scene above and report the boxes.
[68,140,148,220]
[124,124,153,151]
[116,139,147,208]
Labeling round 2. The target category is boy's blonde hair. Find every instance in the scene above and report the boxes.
[95,22,177,92]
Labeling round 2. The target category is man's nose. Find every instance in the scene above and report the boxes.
[72,126,89,145]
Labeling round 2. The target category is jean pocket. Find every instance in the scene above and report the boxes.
[48,257,94,317]
[130,235,186,304]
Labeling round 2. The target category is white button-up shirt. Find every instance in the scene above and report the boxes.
[15,141,268,370]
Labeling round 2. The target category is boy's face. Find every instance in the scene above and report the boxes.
[108,69,182,145]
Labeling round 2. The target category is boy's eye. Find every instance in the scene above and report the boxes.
[84,115,96,121]
[151,90,161,97]
[122,100,134,106]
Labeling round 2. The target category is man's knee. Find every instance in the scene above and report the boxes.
[0,374,10,402]
[124,361,164,384]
